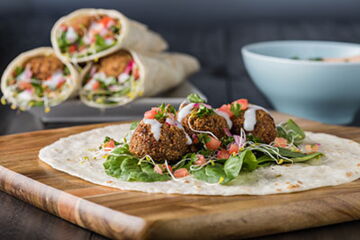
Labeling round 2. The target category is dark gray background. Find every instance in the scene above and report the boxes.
[1,0,360,135]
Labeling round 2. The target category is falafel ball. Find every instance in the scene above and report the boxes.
[25,55,64,80]
[231,109,277,144]
[129,121,190,162]
[98,50,132,77]
[181,110,228,139]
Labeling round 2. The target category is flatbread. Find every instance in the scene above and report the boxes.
[1,47,79,108]
[39,124,360,196]
[79,50,200,108]
[51,8,168,63]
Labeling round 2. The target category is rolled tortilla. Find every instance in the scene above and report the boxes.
[51,8,168,63]
[1,47,79,110]
[79,49,200,108]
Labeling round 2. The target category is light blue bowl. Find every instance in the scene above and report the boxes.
[242,40,360,125]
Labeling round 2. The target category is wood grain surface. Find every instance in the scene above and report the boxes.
[0,112,360,240]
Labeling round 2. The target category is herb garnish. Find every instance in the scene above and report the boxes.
[195,105,214,118]
[187,93,206,103]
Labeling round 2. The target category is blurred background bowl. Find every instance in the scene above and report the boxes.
[242,40,360,124]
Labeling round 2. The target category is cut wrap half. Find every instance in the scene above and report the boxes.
[51,8,168,63]
[79,50,200,108]
[1,47,79,111]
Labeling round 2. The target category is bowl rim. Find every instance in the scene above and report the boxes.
[241,40,360,66]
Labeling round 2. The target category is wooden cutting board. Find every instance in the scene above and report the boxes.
[1,112,360,240]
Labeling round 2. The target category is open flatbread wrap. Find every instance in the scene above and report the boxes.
[39,123,360,196]
[51,8,168,63]
[79,50,200,108]
[1,47,79,110]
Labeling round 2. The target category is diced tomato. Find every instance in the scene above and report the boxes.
[273,137,288,148]
[100,16,113,28]
[154,165,163,175]
[174,168,189,178]
[218,104,233,117]
[162,164,173,173]
[103,139,115,151]
[56,79,66,89]
[205,137,221,150]
[233,98,248,110]
[228,143,240,154]
[305,144,319,153]
[133,68,140,80]
[195,154,206,166]
[144,107,160,119]
[92,81,100,90]
[216,149,230,160]
[68,45,77,53]
[18,82,33,90]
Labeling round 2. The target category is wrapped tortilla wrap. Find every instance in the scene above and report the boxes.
[51,8,168,63]
[79,49,200,108]
[1,47,79,111]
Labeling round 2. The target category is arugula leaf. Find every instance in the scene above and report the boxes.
[198,134,211,145]
[63,66,70,76]
[95,34,112,52]
[224,154,243,179]
[277,147,307,158]
[31,82,44,97]
[241,150,258,172]
[278,119,305,145]
[103,143,170,182]
[221,136,235,146]
[14,66,24,77]
[187,93,206,103]
[290,152,323,163]
[130,121,140,130]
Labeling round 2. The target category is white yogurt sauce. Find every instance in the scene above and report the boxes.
[177,103,195,123]
[243,104,271,131]
[143,119,162,141]
[214,109,232,129]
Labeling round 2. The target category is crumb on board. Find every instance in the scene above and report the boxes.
[297,180,303,184]
[287,184,300,189]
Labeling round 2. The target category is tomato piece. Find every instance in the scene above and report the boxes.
[273,137,288,148]
[133,68,140,80]
[174,168,189,178]
[68,45,77,53]
[234,98,248,110]
[228,143,239,154]
[100,16,113,28]
[195,154,206,166]
[92,81,100,90]
[218,104,233,117]
[216,149,230,160]
[205,137,221,150]
[103,139,115,151]
[18,82,33,90]
[144,107,160,119]
[56,79,66,89]
[161,164,173,173]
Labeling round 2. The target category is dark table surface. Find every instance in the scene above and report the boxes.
[1,10,360,239]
